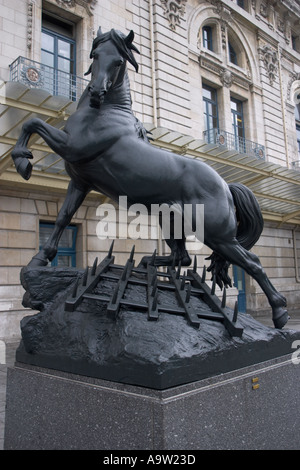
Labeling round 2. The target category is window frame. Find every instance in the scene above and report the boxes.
[228,42,238,65]
[203,85,219,142]
[231,97,245,151]
[41,17,77,100]
[202,25,213,51]
[39,222,78,267]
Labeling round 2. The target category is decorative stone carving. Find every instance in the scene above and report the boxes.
[287,72,300,101]
[160,0,187,30]
[220,69,232,88]
[260,2,268,18]
[55,0,97,15]
[27,1,34,50]
[56,0,76,6]
[220,21,227,50]
[259,44,278,85]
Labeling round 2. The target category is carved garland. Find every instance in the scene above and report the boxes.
[160,0,187,30]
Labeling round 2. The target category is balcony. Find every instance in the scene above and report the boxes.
[203,128,265,160]
[10,56,89,102]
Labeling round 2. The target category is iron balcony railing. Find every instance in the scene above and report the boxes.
[203,128,265,160]
[10,56,89,102]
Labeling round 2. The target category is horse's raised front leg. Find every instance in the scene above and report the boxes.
[212,239,288,329]
[28,180,89,267]
[11,118,69,180]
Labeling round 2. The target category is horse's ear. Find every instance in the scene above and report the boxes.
[97,26,102,37]
[125,30,140,55]
[125,30,134,45]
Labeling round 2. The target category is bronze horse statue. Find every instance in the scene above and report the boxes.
[11,28,288,329]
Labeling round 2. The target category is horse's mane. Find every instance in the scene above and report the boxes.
[88,28,140,73]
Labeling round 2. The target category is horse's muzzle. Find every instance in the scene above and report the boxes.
[88,86,106,108]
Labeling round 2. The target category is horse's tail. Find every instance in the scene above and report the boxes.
[206,182,264,288]
[229,182,264,250]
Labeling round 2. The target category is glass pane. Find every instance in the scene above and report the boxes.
[42,32,54,53]
[58,57,71,73]
[58,39,71,58]
[39,225,53,246]
[41,50,54,68]
[231,100,237,111]
[58,229,75,249]
[56,255,72,267]
[203,87,213,100]
[40,225,75,248]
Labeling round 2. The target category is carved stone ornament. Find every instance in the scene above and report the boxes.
[55,0,97,15]
[259,44,278,85]
[160,0,187,30]
[21,65,44,87]
[220,69,232,88]
[287,72,300,101]
[260,2,268,18]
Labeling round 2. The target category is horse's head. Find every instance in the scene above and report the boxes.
[85,28,139,109]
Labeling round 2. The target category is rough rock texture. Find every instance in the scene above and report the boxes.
[16,266,300,389]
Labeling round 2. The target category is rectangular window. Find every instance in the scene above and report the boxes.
[39,222,77,267]
[297,125,300,160]
[231,98,245,152]
[228,42,238,65]
[203,85,219,142]
[202,26,213,51]
[41,13,76,100]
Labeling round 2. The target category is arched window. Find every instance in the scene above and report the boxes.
[227,30,246,68]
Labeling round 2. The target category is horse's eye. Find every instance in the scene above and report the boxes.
[117,59,124,67]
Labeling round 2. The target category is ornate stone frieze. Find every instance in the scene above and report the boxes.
[259,44,278,85]
[55,0,97,15]
[160,0,187,30]
[199,55,250,90]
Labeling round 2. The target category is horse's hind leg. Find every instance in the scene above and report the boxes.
[212,240,288,329]
[139,237,191,267]
[28,180,89,267]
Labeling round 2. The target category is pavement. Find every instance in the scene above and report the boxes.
[1,310,300,450]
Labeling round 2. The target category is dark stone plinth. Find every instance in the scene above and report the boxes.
[17,266,300,390]
[4,354,300,450]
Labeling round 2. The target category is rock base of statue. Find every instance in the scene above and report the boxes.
[4,354,300,450]
[15,264,300,390]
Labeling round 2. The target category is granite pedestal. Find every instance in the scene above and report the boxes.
[4,353,300,450]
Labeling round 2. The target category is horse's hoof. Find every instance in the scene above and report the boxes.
[13,157,33,180]
[273,310,290,329]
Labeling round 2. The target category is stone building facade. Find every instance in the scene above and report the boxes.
[0,0,300,339]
